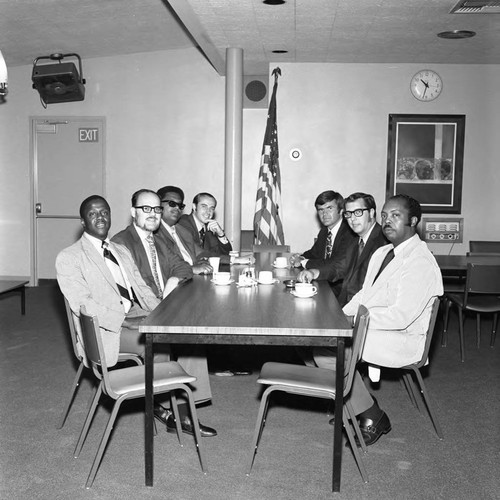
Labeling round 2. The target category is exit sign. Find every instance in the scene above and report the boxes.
[79,128,99,142]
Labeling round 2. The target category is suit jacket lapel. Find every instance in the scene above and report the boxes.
[81,236,118,292]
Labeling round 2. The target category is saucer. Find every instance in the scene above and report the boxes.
[291,290,317,298]
[257,278,279,285]
[272,263,288,269]
[211,279,234,286]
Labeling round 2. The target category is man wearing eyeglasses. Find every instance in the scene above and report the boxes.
[298,192,387,306]
[290,190,357,295]
[155,185,212,275]
[178,192,232,262]
[112,189,216,437]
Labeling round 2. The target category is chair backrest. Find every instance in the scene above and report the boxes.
[64,297,82,362]
[469,240,500,253]
[252,244,291,253]
[78,306,113,392]
[413,297,440,369]
[465,263,500,297]
[344,305,370,397]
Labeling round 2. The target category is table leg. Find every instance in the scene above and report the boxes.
[21,286,26,315]
[332,338,345,492]
[145,333,154,486]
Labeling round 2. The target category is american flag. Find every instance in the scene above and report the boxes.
[253,68,285,246]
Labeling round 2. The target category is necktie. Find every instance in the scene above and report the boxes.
[199,226,206,246]
[358,238,365,257]
[146,233,163,298]
[373,248,395,283]
[171,226,193,265]
[102,241,133,312]
[325,231,333,259]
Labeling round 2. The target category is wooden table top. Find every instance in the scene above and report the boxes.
[140,253,351,340]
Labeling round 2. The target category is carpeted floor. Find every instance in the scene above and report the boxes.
[1,284,499,500]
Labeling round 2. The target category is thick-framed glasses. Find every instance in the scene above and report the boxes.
[135,205,163,214]
[343,208,369,219]
[162,199,186,210]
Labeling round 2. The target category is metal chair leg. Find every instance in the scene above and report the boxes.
[458,308,465,362]
[184,386,207,473]
[343,408,368,483]
[441,299,451,347]
[247,386,273,474]
[85,398,124,488]
[74,383,102,458]
[491,313,498,347]
[57,361,85,429]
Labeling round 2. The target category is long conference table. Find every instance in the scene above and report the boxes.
[140,252,352,492]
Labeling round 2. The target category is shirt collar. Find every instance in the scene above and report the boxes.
[84,231,109,252]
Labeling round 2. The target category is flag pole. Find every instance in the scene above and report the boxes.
[253,67,285,246]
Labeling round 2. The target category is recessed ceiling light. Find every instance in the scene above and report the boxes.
[263,0,286,5]
[437,30,476,39]
[272,50,288,54]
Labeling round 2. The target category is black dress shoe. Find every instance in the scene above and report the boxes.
[166,414,217,437]
[357,410,391,446]
[153,405,172,427]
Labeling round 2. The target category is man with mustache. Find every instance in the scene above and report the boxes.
[314,195,443,446]
[112,189,216,437]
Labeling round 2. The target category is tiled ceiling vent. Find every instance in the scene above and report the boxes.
[451,0,500,13]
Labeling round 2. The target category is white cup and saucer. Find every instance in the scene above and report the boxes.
[291,282,317,298]
[212,271,233,286]
[272,256,288,269]
[257,271,276,285]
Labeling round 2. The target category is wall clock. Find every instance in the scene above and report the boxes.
[410,70,443,102]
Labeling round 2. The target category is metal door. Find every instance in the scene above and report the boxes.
[31,117,105,283]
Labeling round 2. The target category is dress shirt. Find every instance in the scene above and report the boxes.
[302,219,342,267]
[162,221,193,265]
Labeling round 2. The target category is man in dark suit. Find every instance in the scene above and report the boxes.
[299,192,387,306]
[112,189,216,437]
[155,185,212,275]
[178,192,232,261]
[291,190,357,294]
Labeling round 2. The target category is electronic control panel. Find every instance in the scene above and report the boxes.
[421,217,463,243]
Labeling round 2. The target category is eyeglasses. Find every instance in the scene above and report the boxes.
[343,208,369,219]
[134,205,163,214]
[162,200,186,210]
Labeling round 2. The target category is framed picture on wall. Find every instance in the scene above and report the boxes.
[386,114,465,214]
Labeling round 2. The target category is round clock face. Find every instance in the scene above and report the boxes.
[410,70,443,101]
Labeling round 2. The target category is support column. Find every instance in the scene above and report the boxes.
[224,48,243,251]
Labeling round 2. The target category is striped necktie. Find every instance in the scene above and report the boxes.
[199,226,206,246]
[102,241,133,312]
[146,233,162,298]
[325,231,333,258]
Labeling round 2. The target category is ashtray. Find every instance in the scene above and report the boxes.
[283,279,297,289]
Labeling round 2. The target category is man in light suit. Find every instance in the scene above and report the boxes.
[298,192,387,306]
[290,190,357,295]
[155,185,212,275]
[314,195,443,446]
[112,189,216,437]
[178,192,232,263]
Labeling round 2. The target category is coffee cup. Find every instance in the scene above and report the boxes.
[214,271,231,284]
[208,257,220,274]
[294,282,317,297]
[274,256,288,268]
[258,271,274,284]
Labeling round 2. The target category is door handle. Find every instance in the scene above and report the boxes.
[35,203,42,214]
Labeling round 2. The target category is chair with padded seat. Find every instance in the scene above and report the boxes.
[469,240,500,253]
[57,297,142,429]
[390,298,443,439]
[247,305,370,484]
[445,263,500,361]
[251,244,290,253]
[75,306,206,488]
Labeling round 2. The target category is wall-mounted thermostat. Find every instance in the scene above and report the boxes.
[421,217,463,243]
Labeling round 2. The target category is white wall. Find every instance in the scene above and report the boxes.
[1,52,499,277]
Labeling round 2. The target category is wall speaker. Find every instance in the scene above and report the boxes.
[32,53,85,105]
[243,75,268,109]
